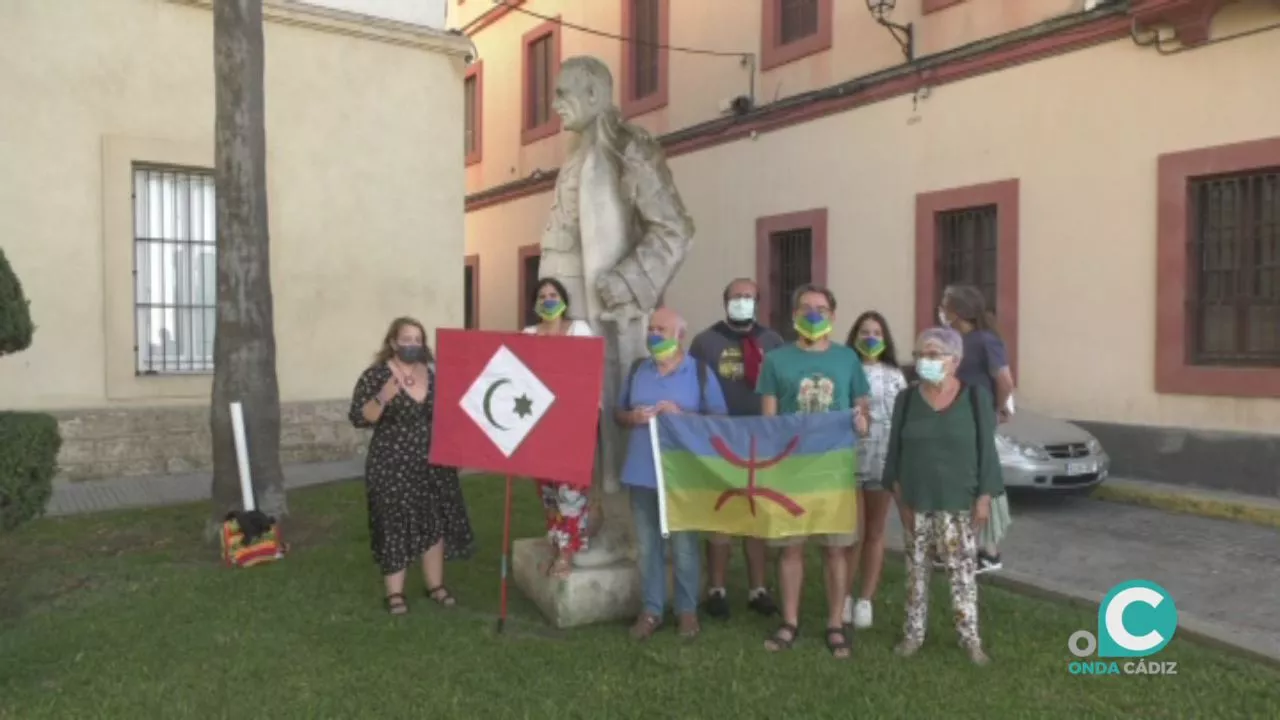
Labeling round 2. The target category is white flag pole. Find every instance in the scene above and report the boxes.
[648,416,671,539]
[230,401,256,513]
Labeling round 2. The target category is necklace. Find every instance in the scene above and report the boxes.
[392,362,416,387]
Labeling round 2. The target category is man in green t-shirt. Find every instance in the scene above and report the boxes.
[756,284,869,659]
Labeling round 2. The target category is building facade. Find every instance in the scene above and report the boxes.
[456,0,1280,495]
[0,0,471,480]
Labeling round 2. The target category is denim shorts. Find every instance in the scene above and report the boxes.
[856,473,885,492]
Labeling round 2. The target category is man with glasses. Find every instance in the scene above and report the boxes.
[756,284,870,659]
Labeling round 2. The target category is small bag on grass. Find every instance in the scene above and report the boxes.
[220,510,285,568]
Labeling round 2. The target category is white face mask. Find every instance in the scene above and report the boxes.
[916,358,948,384]
[727,298,756,322]
[937,308,951,328]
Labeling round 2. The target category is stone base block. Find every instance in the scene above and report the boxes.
[512,537,641,629]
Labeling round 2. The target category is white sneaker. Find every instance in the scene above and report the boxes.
[852,599,873,629]
[841,595,853,625]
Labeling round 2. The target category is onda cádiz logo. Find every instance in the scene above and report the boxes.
[1067,580,1179,676]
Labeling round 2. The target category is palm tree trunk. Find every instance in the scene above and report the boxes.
[208,0,286,537]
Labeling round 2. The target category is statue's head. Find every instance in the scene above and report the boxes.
[553,56,614,133]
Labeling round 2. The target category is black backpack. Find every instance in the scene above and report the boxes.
[895,382,984,469]
[625,357,711,414]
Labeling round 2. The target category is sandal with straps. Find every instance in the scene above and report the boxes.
[629,612,663,641]
[825,626,853,660]
[764,623,799,652]
[426,585,457,607]
[385,593,408,615]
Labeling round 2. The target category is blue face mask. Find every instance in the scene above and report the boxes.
[916,358,947,384]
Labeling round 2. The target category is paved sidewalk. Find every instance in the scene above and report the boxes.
[883,492,1280,663]
[43,467,1280,663]
[43,458,364,516]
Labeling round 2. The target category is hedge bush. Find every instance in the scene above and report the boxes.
[0,413,62,532]
[0,247,35,356]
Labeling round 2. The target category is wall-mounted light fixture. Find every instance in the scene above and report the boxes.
[866,0,915,62]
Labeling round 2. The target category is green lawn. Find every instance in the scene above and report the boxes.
[1,478,1278,719]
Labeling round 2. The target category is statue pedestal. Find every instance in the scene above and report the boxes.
[512,490,642,628]
[511,537,641,629]
[511,491,708,628]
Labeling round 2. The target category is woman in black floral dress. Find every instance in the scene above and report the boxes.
[349,317,475,614]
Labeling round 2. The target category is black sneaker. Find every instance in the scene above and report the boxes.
[747,590,779,617]
[703,591,730,620]
[976,552,1003,574]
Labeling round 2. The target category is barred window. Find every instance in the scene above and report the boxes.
[629,0,661,100]
[522,253,541,328]
[464,262,476,330]
[1188,169,1280,366]
[526,34,554,130]
[767,227,813,341]
[779,0,819,45]
[464,73,478,156]
[133,166,216,374]
[936,205,999,313]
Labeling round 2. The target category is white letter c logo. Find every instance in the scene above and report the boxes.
[1105,587,1165,653]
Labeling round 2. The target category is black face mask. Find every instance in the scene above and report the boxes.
[396,345,426,364]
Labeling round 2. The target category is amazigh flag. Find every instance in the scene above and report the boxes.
[653,413,857,538]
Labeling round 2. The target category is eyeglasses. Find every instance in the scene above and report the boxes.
[912,350,952,360]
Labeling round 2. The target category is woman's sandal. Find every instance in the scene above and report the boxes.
[426,585,457,608]
[629,612,663,641]
[764,623,799,652]
[385,593,408,615]
[825,626,853,659]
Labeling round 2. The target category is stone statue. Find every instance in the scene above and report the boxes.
[540,56,694,566]
[511,55,695,626]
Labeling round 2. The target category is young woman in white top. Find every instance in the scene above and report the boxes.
[522,278,595,578]
[842,310,909,629]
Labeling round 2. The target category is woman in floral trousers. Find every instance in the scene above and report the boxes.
[884,327,1003,665]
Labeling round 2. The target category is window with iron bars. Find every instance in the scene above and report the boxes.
[464,263,476,330]
[935,205,999,314]
[1188,168,1280,366]
[778,0,819,45]
[522,254,541,328]
[629,0,661,101]
[768,227,813,340]
[464,73,478,156]
[133,166,217,375]
[527,34,554,130]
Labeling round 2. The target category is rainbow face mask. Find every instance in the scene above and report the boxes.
[535,298,566,321]
[855,337,885,359]
[794,311,832,341]
[647,332,678,360]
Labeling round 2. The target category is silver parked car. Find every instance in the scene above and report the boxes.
[995,408,1110,491]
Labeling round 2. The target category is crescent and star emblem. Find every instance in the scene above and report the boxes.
[481,378,535,431]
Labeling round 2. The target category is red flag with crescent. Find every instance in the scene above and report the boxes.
[429,329,604,488]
